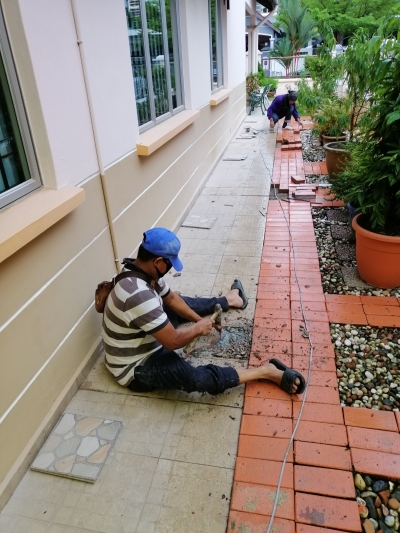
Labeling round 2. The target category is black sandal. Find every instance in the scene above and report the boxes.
[231,279,248,309]
[269,358,306,395]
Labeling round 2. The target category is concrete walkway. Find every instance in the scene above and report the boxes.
[0,109,276,533]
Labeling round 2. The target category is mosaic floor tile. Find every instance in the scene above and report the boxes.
[30,414,122,483]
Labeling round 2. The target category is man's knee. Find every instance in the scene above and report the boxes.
[271,113,279,124]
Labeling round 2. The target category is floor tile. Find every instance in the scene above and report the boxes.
[231,481,295,519]
[294,465,355,498]
[295,493,361,531]
[293,441,352,471]
[228,510,295,533]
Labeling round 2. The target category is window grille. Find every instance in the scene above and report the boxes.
[126,0,183,131]
[209,0,223,91]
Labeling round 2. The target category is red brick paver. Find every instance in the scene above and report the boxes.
[228,116,399,533]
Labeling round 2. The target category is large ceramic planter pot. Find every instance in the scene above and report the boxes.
[352,214,400,289]
[322,134,347,146]
[324,141,349,180]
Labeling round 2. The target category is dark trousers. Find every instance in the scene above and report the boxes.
[128,295,240,395]
[271,104,294,125]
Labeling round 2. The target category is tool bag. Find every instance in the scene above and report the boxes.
[95,271,136,313]
[95,260,153,313]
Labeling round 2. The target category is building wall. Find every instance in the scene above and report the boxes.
[0,0,245,507]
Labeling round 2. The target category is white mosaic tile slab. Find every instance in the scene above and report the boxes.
[30,414,122,483]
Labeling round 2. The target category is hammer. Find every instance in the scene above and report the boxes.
[183,303,223,354]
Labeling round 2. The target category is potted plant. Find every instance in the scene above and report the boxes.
[246,73,260,96]
[312,96,350,144]
[330,32,400,288]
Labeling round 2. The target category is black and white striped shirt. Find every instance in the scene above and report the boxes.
[102,270,170,386]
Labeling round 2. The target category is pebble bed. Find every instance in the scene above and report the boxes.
[354,473,400,533]
[332,324,400,411]
[300,129,325,162]
[312,207,400,297]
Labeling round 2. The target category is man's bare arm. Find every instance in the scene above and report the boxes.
[152,317,214,351]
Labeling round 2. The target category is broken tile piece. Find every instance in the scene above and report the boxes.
[97,421,121,441]
[54,413,76,435]
[32,452,54,470]
[77,436,100,457]
[75,417,102,437]
[55,455,75,474]
[88,444,111,464]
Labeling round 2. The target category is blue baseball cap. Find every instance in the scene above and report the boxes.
[141,228,183,272]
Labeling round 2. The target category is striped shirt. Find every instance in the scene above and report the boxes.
[102,268,170,386]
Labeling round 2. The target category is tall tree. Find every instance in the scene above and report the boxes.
[275,0,318,70]
[302,0,400,42]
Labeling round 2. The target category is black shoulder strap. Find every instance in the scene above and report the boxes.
[113,269,150,287]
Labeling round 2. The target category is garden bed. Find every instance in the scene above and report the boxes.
[332,323,400,411]
[313,206,400,297]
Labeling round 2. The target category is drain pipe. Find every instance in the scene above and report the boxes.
[70,0,120,272]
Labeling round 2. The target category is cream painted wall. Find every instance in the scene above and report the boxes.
[72,0,140,167]
[179,0,212,110]
[16,0,99,187]
[0,0,246,508]
[227,0,246,88]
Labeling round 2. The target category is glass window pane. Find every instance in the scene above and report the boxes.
[165,0,182,109]
[126,2,151,126]
[210,0,223,90]
[146,0,169,118]
[0,52,30,194]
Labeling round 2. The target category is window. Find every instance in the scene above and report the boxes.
[209,0,223,91]
[126,0,183,131]
[0,7,41,210]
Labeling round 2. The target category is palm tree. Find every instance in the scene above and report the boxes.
[269,37,296,77]
[276,0,318,71]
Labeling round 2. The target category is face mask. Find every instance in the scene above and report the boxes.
[154,258,172,279]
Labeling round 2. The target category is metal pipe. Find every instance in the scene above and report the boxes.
[70,0,120,270]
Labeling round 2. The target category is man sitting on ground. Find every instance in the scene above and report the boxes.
[102,228,305,396]
[267,90,303,132]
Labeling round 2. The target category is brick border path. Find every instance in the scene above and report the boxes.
[227,119,400,533]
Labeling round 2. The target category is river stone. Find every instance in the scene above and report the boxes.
[369,518,378,530]
[362,492,378,499]
[373,480,389,493]
[97,421,120,441]
[385,516,395,527]
[359,506,369,518]
[379,519,393,533]
[356,474,367,491]
[363,519,375,533]
[392,492,400,503]
[365,498,378,521]
[54,414,76,435]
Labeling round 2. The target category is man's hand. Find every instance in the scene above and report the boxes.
[196,317,215,336]
[297,119,303,129]
[269,119,275,129]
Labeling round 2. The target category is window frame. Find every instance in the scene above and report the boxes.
[209,0,224,93]
[0,6,41,211]
[131,0,184,133]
